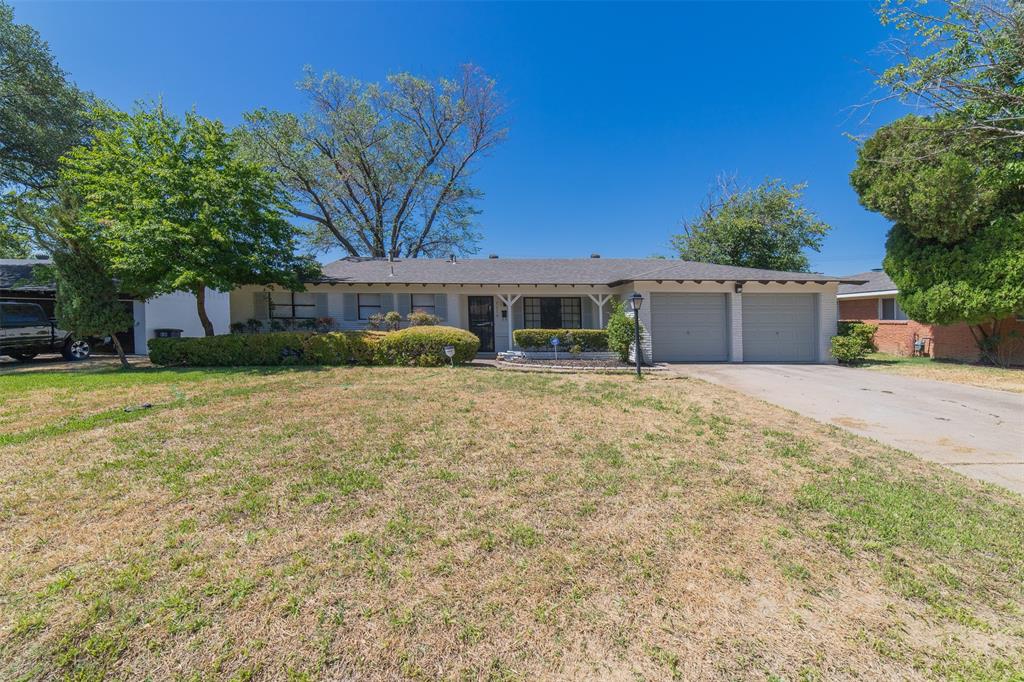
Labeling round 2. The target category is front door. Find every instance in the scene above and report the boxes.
[468,296,495,352]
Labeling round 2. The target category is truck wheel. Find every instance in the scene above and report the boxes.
[62,339,91,361]
[9,353,38,362]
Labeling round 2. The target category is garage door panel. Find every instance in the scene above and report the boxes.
[651,293,729,362]
[742,294,817,362]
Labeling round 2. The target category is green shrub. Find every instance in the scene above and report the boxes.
[830,335,871,365]
[837,321,878,351]
[374,326,480,366]
[149,331,382,367]
[367,311,402,331]
[512,328,608,352]
[830,321,878,365]
[407,311,440,326]
[606,300,641,362]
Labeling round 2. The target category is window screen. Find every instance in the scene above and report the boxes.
[522,297,582,328]
[524,297,543,328]
[560,298,582,329]
[880,298,907,321]
[411,294,435,314]
[270,292,317,319]
[358,293,382,320]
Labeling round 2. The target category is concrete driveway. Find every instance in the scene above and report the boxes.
[669,364,1024,495]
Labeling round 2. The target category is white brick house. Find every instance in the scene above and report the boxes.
[225,257,861,364]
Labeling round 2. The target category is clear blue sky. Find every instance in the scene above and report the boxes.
[14,1,904,275]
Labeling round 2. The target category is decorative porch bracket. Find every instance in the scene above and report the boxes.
[497,294,522,351]
[586,294,613,328]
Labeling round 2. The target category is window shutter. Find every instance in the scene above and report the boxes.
[381,293,395,312]
[252,292,270,320]
[314,293,329,318]
[396,294,411,317]
[342,293,357,321]
[434,294,447,320]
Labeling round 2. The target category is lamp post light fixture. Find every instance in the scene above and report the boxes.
[443,345,456,367]
[628,293,644,377]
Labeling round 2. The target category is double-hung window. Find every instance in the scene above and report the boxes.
[358,293,382,320]
[522,297,582,329]
[270,292,316,319]
[880,298,908,321]
[411,294,436,315]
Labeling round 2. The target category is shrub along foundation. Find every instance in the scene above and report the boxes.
[148,326,480,367]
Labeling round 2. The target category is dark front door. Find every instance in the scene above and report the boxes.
[468,296,495,352]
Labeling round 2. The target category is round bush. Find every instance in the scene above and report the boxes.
[830,335,871,365]
[374,326,480,366]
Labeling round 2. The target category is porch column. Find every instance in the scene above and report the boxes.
[497,293,521,351]
[729,291,743,363]
[587,294,612,328]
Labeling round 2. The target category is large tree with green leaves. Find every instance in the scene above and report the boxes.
[0,1,92,255]
[851,116,1023,365]
[60,104,320,336]
[852,0,1023,365]
[17,193,133,368]
[237,65,507,258]
[869,0,1022,139]
[670,176,830,272]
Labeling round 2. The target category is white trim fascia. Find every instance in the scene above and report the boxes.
[836,289,898,300]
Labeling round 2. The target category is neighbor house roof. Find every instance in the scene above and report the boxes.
[837,270,897,297]
[317,257,866,287]
[0,257,55,292]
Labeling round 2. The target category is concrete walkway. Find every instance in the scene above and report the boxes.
[668,364,1024,495]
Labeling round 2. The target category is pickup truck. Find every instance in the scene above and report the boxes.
[0,301,91,362]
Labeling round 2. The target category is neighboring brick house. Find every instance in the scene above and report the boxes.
[837,270,1024,364]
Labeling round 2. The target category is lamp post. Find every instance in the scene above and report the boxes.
[628,292,643,377]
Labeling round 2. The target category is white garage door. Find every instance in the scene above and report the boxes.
[651,293,729,362]
[742,294,817,362]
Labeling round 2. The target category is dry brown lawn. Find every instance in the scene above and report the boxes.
[861,353,1024,393]
[1,365,1022,681]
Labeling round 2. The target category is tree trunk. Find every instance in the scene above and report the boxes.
[109,331,131,370]
[969,318,1006,368]
[195,283,215,337]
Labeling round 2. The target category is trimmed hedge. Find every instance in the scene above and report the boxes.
[148,326,478,367]
[149,331,377,367]
[837,321,878,351]
[830,321,878,365]
[512,328,609,352]
[374,326,480,366]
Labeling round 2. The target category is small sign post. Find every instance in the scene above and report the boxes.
[443,345,456,368]
[550,336,560,362]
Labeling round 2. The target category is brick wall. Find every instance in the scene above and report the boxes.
[838,298,933,356]
[840,297,1024,365]
[932,317,1024,364]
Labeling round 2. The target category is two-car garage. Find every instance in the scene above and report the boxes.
[650,292,819,363]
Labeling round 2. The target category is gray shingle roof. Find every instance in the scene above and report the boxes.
[317,257,864,286]
[837,270,897,296]
[0,258,55,292]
